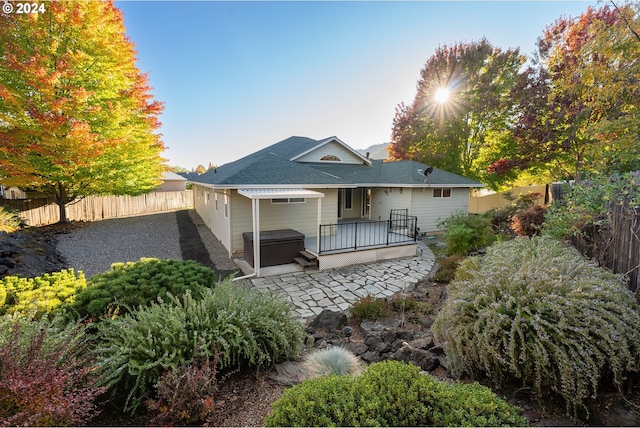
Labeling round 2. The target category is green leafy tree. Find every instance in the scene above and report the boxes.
[0,0,165,222]
[499,4,640,182]
[389,38,524,188]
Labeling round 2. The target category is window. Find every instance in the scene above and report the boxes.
[272,197,306,204]
[205,190,210,204]
[344,188,353,210]
[320,154,341,161]
[224,194,228,218]
[214,191,218,211]
[433,188,452,198]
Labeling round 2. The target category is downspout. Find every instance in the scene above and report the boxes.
[232,272,256,282]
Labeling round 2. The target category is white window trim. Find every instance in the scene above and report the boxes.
[344,188,353,210]
[433,188,452,198]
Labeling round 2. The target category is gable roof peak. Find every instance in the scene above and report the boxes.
[290,136,372,165]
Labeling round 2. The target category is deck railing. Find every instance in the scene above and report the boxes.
[318,214,418,254]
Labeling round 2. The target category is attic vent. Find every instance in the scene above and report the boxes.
[320,154,341,161]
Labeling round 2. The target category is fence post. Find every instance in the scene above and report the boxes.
[386,220,390,246]
[318,224,322,254]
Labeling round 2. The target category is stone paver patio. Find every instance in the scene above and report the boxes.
[247,241,436,320]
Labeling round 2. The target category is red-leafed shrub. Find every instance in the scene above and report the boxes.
[510,204,547,237]
[0,316,105,426]
[146,353,221,426]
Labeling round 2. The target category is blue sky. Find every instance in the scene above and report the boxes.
[116,1,596,170]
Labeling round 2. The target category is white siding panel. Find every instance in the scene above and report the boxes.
[194,185,232,256]
[295,141,365,164]
[370,187,411,222]
[341,188,364,219]
[410,187,470,232]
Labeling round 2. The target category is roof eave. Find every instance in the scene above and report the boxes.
[191,183,356,190]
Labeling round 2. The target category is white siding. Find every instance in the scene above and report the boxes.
[410,187,470,232]
[230,188,338,256]
[370,187,411,222]
[295,141,365,164]
[341,188,364,220]
[194,185,232,256]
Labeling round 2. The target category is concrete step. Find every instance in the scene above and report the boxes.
[294,257,316,268]
[299,250,317,260]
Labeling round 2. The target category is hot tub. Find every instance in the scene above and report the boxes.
[242,229,305,268]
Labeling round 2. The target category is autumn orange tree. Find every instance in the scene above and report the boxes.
[0,0,165,223]
[496,4,640,182]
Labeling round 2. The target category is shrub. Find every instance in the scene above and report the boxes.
[510,204,547,237]
[0,205,26,233]
[542,172,640,239]
[0,269,87,318]
[95,279,305,413]
[265,360,527,427]
[389,293,420,311]
[303,347,361,378]
[71,258,216,319]
[438,211,495,256]
[349,295,391,322]
[146,353,220,426]
[433,254,464,283]
[432,236,640,414]
[0,315,105,426]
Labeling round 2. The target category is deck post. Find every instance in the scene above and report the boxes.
[252,198,261,277]
[354,222,358,250]
[386,220,390,246]
[317,198,322,254]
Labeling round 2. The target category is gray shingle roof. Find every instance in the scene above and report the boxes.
[191,136,484,188]
[307,160,484,187]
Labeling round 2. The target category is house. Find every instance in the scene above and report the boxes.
[0,185,47,200]
[176,171,201,183]
[155,171,188,192]
[190,136,483,276]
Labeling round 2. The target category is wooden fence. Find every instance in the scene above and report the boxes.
[571,201,640,292]
[1,190,193,226]
[469,185,547,214]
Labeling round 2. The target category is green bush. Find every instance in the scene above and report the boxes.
[0,269,87,318]
[265,360,527,427]
[542,173,640,239]
[349,295,391,322]
[433,254,464,283]
[71,258,216,319]
[95,279,305,413]
[0,205,26,233]
[438,211,496,256]
[303,347,361,378]
[432,236,640,414]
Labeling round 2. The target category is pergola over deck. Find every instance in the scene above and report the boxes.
[237,188,325,277]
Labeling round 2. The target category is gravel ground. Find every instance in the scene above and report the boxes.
[188,209,238,272]
[56,209,237,278]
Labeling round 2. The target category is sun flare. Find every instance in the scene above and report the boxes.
[434,87,450,103]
